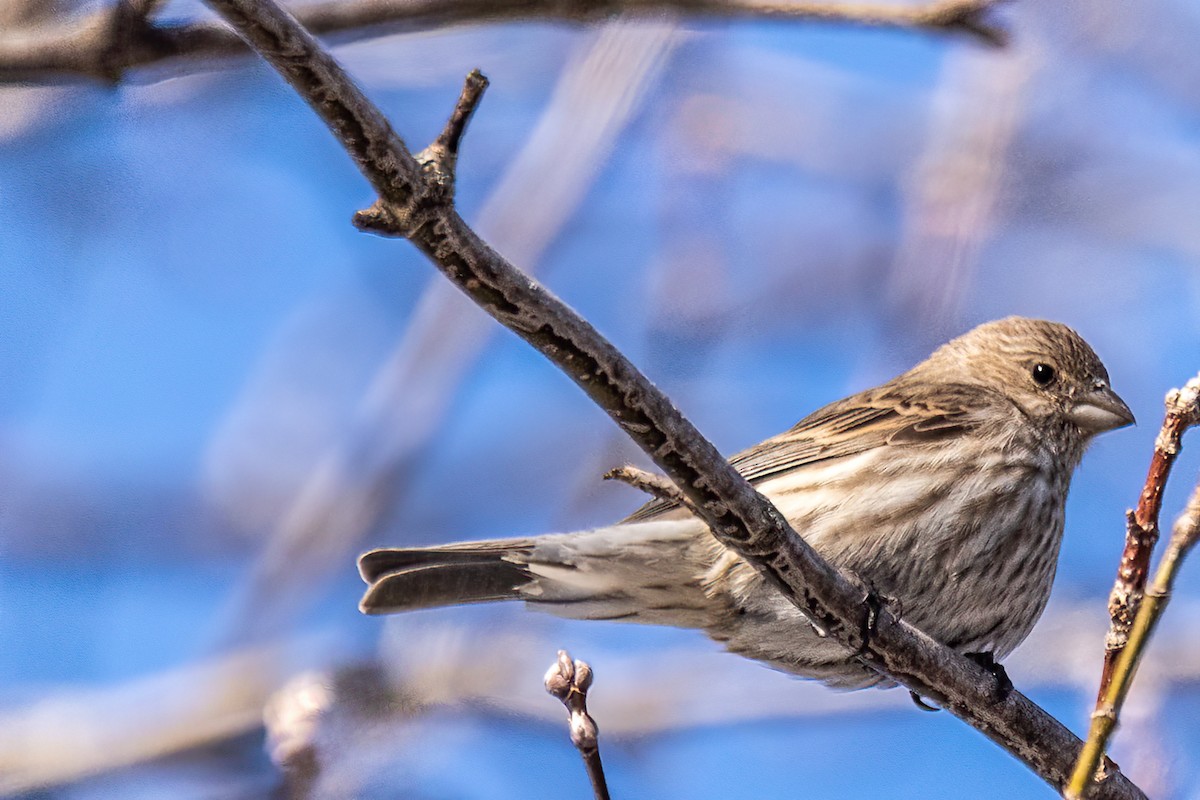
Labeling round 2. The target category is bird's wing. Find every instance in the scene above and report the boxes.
[622,381,1000,522]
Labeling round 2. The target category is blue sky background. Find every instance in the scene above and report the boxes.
[2,2,1200,797]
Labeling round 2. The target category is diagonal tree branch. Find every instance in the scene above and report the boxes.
[3,0,1004,85]
[197,1,1142,797]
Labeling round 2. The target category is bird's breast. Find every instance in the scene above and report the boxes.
[740,442,1069,657]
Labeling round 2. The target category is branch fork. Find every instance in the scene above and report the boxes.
[915,0,1007,46]
[354,69,488,237]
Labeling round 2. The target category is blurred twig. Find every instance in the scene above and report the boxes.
[0,0,1004,85]
[1096,374,1200,699]
[1068,474,1200,799]
[6,601,1200,792]
[545,650,611,800]
[0,635,340,795]
[96,0,166,81]
[886,42,1032,346]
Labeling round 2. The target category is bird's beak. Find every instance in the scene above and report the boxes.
[1068,384,1135,433]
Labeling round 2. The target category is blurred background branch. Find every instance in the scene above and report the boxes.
[4,602,1198,795]
[0,0,1004,85]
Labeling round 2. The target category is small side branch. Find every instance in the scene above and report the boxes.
[1097,375,1200,699]
[604,464,702,515]
[354,69,487,236]
[1067,475,1200,799]
[545,650,611,800]
[432,69,488,159]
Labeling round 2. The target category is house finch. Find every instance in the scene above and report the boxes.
[358,317,1133,688]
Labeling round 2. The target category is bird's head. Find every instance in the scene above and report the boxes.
[924,316,1135,439]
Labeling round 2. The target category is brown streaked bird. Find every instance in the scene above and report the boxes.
[358,317,1133,689]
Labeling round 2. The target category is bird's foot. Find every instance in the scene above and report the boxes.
[965,651,1013,703]
[851,582,902,659]
[850,587,883,658]
[909,691,941,712]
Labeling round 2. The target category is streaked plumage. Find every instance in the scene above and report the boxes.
[359,317,1133,688]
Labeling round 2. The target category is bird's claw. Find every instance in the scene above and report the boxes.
[909,690,941,712]
[850,585,885,658]
[851,582,902,659]
[965,651,1013,703]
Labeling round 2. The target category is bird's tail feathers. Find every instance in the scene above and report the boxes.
[358,520,713,627]
[358,538,537,614]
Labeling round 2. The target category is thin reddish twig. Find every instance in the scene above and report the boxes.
[1097,376,1200,701]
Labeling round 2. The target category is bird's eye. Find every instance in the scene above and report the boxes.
[1031,363,1056,386]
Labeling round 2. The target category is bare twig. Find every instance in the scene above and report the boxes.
[198,2,1143,797]
[1067,476,1200,799]
[1097,374,1200,700]
[1,0,1004,85]
[604,464,701,514]
[545,650,611,800]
